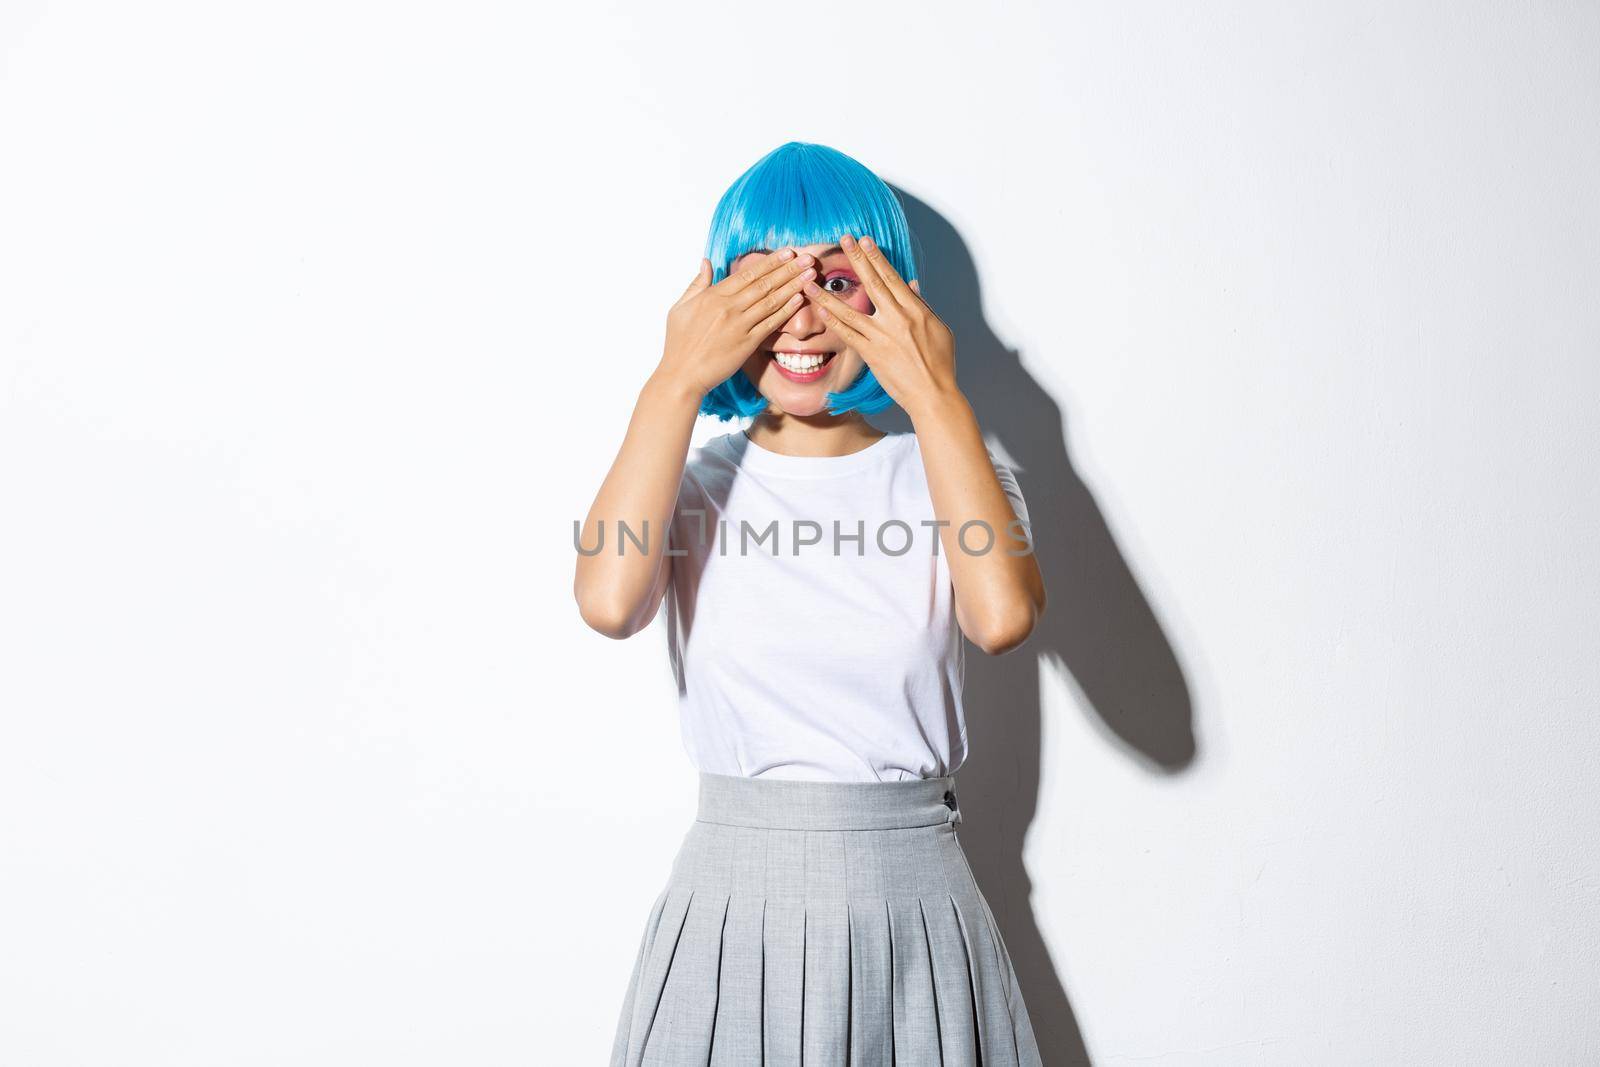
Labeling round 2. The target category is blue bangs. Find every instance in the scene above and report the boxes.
[698,142,918,421]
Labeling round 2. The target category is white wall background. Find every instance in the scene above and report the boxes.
[3,1,1597,1063]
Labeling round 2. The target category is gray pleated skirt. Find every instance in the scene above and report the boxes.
[610,771,1043,1066]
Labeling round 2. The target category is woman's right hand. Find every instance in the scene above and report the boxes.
[656,249,818,398]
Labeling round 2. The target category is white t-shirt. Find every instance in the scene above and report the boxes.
[661,429,1031,782]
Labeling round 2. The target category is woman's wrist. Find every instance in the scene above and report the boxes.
[903,385,974,428]
[642,367,707,411]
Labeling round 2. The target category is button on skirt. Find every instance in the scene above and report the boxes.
[609,771,1043,1066]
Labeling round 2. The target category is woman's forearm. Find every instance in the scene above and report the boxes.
[908,389,1047,655]
[573,370,703,639]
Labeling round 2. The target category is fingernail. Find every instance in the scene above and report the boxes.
[796,252,815,264]
[803,280,820,294]
[840,234,856,249]
[800,267,816,280]
[779,248,795,259]
[861,236,875,251]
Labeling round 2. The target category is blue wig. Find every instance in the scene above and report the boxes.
[699,142,919,421]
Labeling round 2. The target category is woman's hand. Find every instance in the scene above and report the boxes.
[655,249,819,398]
[800,233,960,420]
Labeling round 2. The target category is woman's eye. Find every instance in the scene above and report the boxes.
[823,276,855,295]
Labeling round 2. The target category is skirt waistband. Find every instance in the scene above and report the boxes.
[695,771,962,831]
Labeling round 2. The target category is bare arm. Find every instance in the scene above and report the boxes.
[910,391,1046,655]
[572,372,705,639]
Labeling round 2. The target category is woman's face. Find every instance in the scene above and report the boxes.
[729,241,877,418]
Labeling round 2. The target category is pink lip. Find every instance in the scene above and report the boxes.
[769,350,836,383]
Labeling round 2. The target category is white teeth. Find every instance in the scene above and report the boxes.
[775,352,828,372]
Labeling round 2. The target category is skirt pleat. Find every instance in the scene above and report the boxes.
[707,896,764,1065]
[951,891,1021,1067]
[619,888,694,1066]
[609,772,1043,1066]
[887,896,942,1063]
[610,888,667,1066]
[761,901,806,1061]
[925,894,982,1058]
[643,888,731,1064]
[802,901,850,1062]
[847,901,894,1065]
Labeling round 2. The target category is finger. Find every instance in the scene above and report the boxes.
[739,264,817,325]
[681,258,713,299]
[802,278,874,348]
[747,289,808,338]
[715,247,800,295]
[838,233,907,312]
[856,235,922,307]
[737,255,818,311]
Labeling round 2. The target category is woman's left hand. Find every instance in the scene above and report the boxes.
[802,233,961,419]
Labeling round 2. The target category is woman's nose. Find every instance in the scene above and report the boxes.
[783,299,826,335]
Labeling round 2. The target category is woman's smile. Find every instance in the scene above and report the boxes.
[768,348,837,382]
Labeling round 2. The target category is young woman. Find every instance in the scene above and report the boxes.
[576,141,1047,1065]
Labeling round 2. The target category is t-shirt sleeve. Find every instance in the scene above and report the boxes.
[988,450,1031,529]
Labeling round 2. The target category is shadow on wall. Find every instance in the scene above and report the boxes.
[870,188,1202,1065]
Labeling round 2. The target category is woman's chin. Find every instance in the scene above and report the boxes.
[756,376,834,416]
[761,395,827,417]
